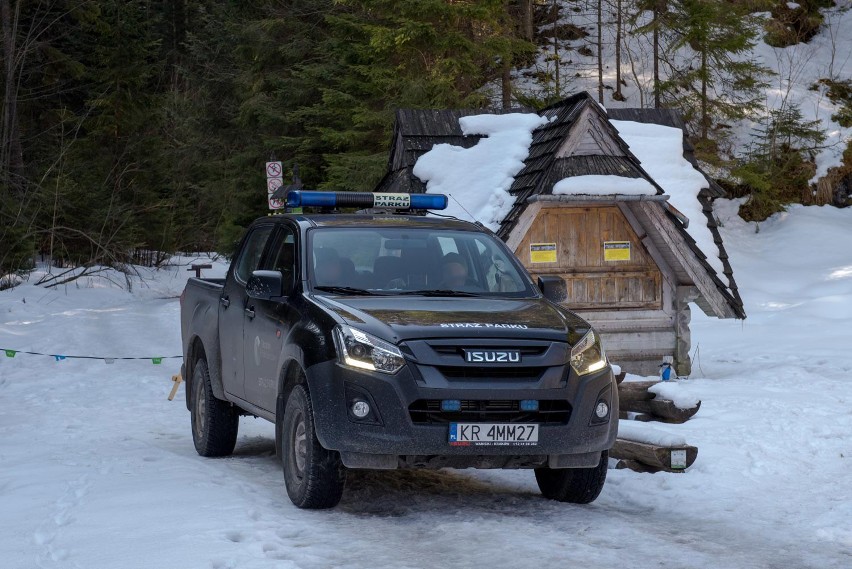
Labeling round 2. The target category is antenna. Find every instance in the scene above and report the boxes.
[447,193,477,223]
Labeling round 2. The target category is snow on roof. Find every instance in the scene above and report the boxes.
[552,174,657,196]
[413,113,548,230]
[411,109,728,286]
[610,119,727,281]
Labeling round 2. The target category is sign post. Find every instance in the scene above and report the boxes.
[265,161,285,210]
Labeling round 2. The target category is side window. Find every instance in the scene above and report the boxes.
[436,236,458,255]
[234,226,273,283]
[262,227,297,279]
[474,236,524,293]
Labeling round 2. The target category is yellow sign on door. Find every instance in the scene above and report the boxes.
[604,241,631,261]
[530,243,557,263]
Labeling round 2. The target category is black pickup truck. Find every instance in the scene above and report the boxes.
[180,192,617,509]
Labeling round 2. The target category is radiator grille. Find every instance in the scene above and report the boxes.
[408,399,571,425]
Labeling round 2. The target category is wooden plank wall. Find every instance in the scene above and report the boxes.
[515,206,663,310]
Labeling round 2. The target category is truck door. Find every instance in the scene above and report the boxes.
[242,224,299,412]
[219,225,274,400]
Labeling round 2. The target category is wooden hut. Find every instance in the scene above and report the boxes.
[375,92,745,376]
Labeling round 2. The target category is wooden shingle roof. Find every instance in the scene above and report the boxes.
[607,108,744,318]
[375,92,745,319]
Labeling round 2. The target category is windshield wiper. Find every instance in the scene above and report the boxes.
[313,286,378,296]
[397,289,481,297]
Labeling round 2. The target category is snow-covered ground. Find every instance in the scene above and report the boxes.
[1,205,851,569]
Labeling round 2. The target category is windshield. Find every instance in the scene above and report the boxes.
[307,227,537,297]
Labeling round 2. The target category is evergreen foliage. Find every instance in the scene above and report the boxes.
[734,105,826,220]
[0,0,836,278]
[660,0,770,139]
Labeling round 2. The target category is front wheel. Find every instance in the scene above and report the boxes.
[190,358,239,457]
[535,451,608,504]
[281,384,346,509]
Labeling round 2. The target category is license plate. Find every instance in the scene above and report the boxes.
[449,423,538,446]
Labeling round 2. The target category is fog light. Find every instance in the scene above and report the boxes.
[441,399,461,412]
[352,400,371,418]
[520,399,539,411]
[595,401,609,419]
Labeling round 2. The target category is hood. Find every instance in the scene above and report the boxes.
[311,295,589,344]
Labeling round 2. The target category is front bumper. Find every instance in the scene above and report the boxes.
[304,356,618,469]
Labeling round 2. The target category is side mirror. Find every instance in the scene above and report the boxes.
[538,275,567,303]
[246,270,284,300]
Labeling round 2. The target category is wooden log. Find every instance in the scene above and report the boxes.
[618,380,701,423]
[620,399,700,423]
[649,399,701,423]
[613,458,658,473]
[611,438,697,472]
[619,411,655,422]
[617,380,660,405]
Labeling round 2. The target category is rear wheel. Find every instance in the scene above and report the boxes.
[535,451,608,504]
[190,358,239,457]
[281,384,346,509]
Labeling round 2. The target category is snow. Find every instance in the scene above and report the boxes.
[413,108,728,287]
[2,203,852,568]
[648,382,701,410]
[612,119,728,281]
[552,174,656,196]
[413,113,549,230]
[507,1,852,185]
[617,421,687,447]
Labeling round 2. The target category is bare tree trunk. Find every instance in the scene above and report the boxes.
[1,0,24,188]
[597,0,603,103]
[653,3,660,108]
[552,0,560,98]
[701,47,708,139]
[521,0,534,41]
[501,59,512,109]
[614,0,624,101]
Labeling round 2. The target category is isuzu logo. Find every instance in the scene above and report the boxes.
[464,350,522,364]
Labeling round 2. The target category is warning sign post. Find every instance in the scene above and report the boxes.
[265,161,285,210]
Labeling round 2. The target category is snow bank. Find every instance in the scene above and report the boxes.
[552,174,656,196]
[413,113,549,230]
[611,120,727,282]
[648,382,701,410]
[617,421,687,447]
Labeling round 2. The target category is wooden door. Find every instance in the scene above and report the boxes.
[515,205,662,309]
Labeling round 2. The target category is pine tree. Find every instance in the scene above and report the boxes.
[735,105,826,220]
[661,0,769,139]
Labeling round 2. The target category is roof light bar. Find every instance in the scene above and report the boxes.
[285,191,448,211]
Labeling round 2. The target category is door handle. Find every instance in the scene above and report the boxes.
[245,306,255,318]
[220,296,230,308]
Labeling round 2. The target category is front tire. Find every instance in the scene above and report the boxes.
[190,358,239,457]
[535,451,608,504]
[281,384,346,509]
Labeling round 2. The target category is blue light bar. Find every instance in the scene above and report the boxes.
[285,191,447,211]
[520,400,539,411]
[441,399,462,412]
[409,194,449,210]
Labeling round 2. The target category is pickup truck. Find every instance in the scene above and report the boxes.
[180,191,617,509]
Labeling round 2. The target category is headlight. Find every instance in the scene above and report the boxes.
[570,330,608,375]
[334,325,405,374]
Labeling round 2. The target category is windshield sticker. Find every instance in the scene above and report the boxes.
[530,243,557,263]
[440,323,529,329]
[604,241,631,261]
